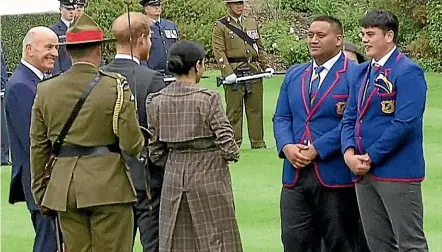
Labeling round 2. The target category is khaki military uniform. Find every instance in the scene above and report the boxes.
[212,14,269,148]
[30,62,144,252]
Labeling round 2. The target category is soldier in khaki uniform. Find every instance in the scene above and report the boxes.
[30,13,144,252]
[212,0,274,149]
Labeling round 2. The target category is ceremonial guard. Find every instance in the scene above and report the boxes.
[212,0,274,149]
[74,0,87,18]
[139,0,180,74]
[30,14,144,252]
[50,0,77,75]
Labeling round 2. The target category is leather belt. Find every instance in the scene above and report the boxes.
[58,144,120,157]
[227,57,258,63]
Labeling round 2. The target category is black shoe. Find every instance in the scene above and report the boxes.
[1,161,12,166]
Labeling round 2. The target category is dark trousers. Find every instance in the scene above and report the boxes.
[30,210,57,252]
[356,175,428,252]
[320,214,371,252]
[280,165,360,252]
[133,187,161,252]
[1,97,10,163]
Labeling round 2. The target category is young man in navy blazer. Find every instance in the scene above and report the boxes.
[341,10,429,252]
[274,16,365,252]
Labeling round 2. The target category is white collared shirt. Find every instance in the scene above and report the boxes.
[151,17,161,25]
[61,17,73,29]
[311,51,342,88]
[115,54,140,65]
[21,59,44,80]
[371,46,397,67]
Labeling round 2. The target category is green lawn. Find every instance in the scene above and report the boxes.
[1,71,441,252]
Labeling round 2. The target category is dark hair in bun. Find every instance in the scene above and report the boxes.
[167,40,206,75]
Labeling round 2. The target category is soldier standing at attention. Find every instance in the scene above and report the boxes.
[212,0,274,149]
[50,0,77,75]
[74,0,87,19]
[139,0,179,75]
[30,13,144,252]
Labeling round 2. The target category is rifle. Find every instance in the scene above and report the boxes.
[216,71,286,87]
[164,75,210,85]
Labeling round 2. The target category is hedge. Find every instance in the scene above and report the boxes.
[1,0,440,72]
[1,13,59,71]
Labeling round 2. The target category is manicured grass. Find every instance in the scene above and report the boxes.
[1,71,441,251]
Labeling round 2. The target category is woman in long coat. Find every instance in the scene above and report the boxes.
[146,40,243,252]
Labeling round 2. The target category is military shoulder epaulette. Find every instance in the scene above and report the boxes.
[98,69,128,86]
[217,17,228,23]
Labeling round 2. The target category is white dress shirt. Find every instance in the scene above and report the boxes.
[115,54,140,65]
[371,46,397,67]
[21,59,44,80]
[311,51,342,88]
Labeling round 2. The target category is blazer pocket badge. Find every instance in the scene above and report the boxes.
[381,100,395,114]
[374,73,393,93]
[336,101,347,115]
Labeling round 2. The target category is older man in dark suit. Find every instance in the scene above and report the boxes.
[4,26,59,252]
[102,12,165,252]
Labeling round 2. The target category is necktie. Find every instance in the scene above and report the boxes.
[155,21,160,27]
[310,66,325,105]
[362,63,381,104]
[371,62,382,80]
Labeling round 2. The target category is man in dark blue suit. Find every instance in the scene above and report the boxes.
[50,0,77,75]
[4,26,59,252]
[273,16,365,252]
[102,12,166,252]
[341,10,429,252]
[1,45,11,166]
[139,0,179,74]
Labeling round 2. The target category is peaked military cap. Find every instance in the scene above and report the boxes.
[76,0,86,6]
[59,0,76,9]
[139,0,161,7]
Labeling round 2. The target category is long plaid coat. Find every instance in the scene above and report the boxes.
[146,82,243,252]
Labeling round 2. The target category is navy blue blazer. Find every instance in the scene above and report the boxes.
[341,48,427,182]
[274,54,358,188]
[5,62,41,210]
[50,20,72,75]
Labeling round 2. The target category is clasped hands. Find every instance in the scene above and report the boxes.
[282,144,318,169]
[344,148,371,176]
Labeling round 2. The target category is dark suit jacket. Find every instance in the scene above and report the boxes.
[4,63,41,210]
[102,58,166,189]
[50,20,72,75]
